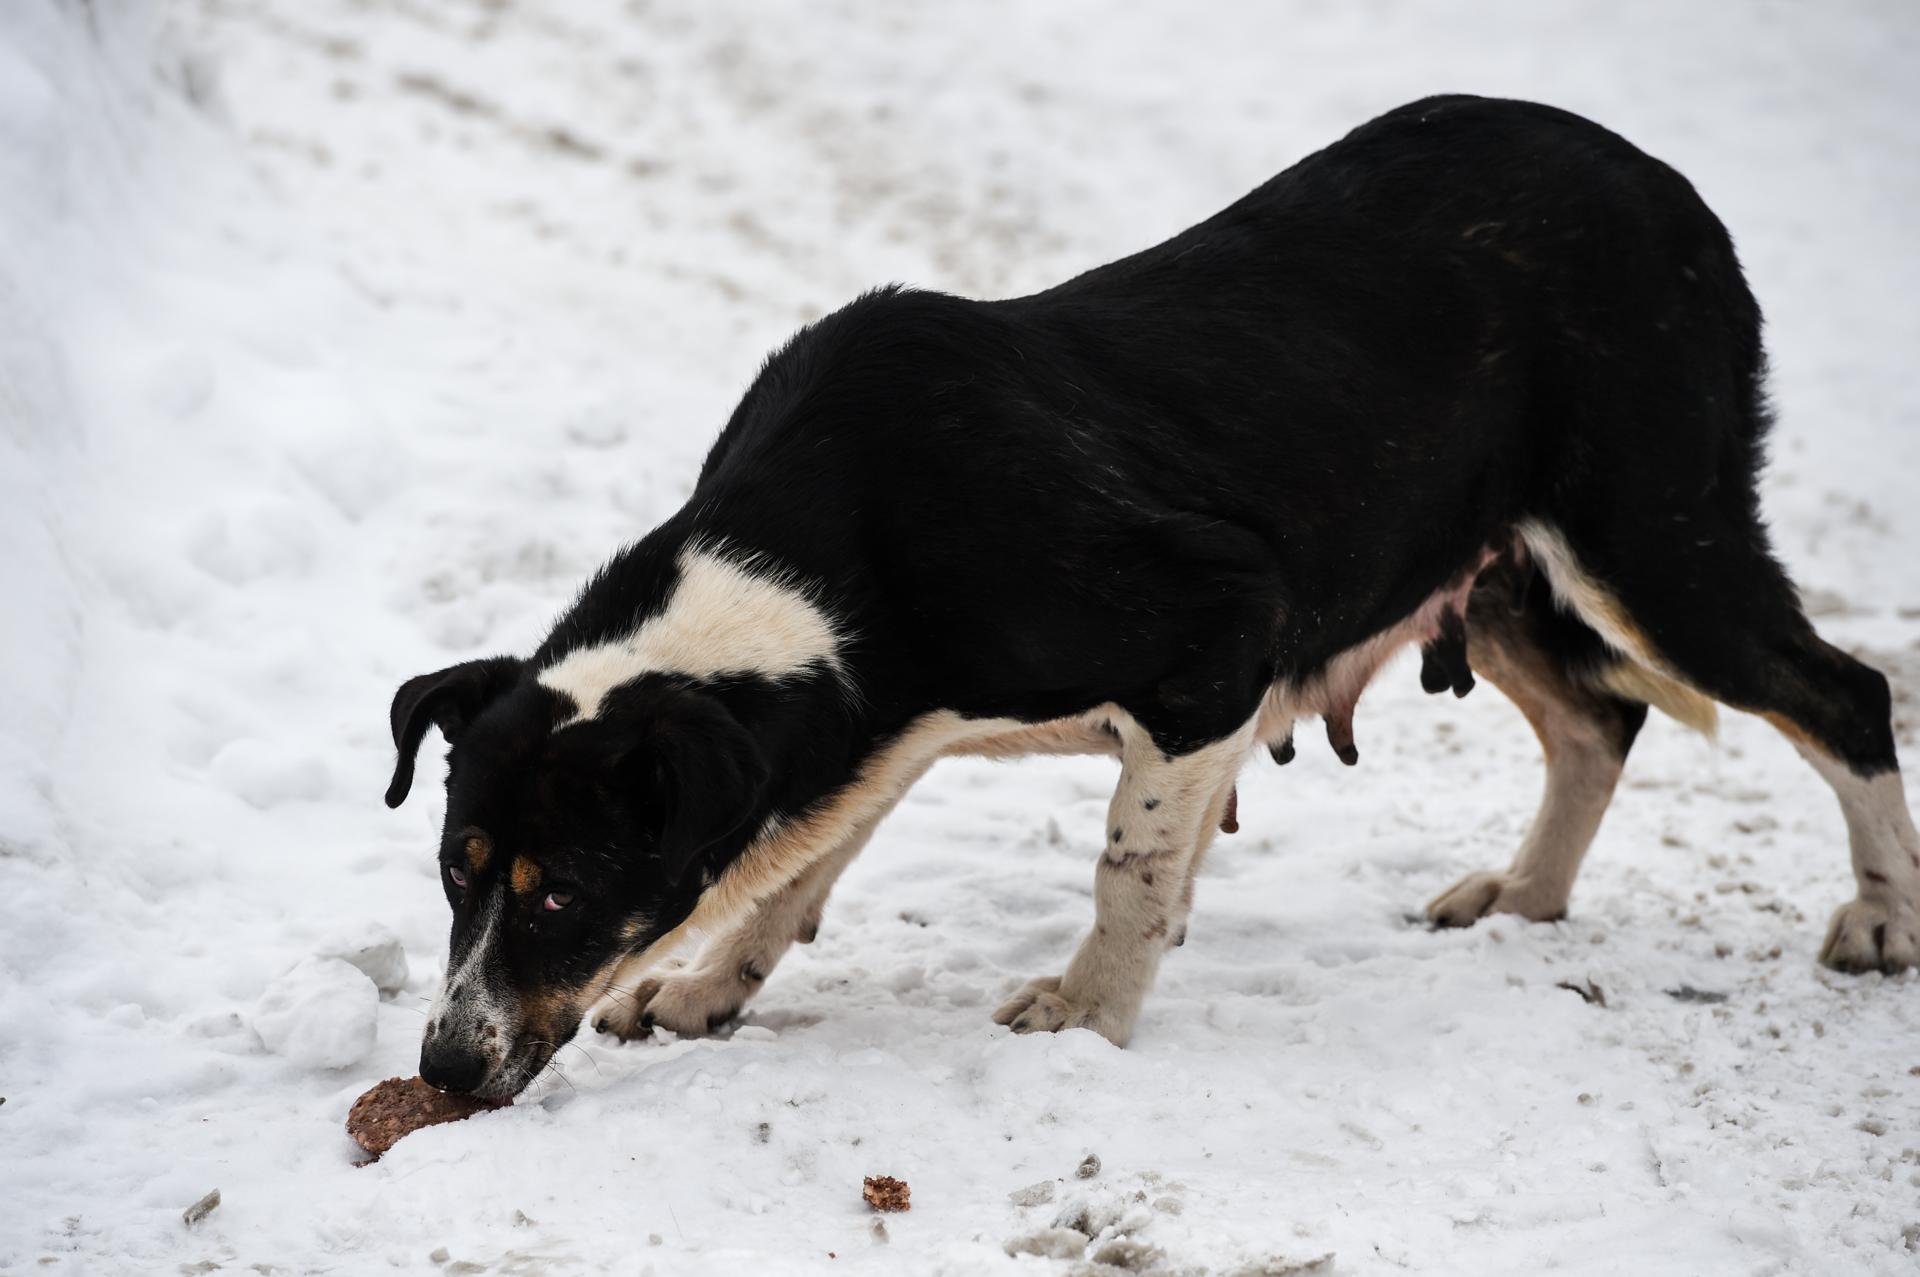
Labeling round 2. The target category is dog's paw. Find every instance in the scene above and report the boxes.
[992,976,1130,1044]
[1426,870,1567,929]
[596,962,756,1040]
[1820,896,1920,974]
[591,958,684,1040]
[992,976,1063,1031]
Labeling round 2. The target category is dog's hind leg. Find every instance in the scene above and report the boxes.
[995,711,1255,1045]
[1428,566,1652,927]
[1495,209,1917,969]
[1793,744,1920,973]
[594,816,879,1039]
[1521,518,1920,972]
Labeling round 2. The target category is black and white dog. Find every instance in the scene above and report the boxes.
[385,95,1919,1100]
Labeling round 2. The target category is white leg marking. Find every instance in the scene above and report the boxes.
[590,703,1240,1038]
[994,712,1256,1045]
[594,816,879,1038]
[674,710,1047,938]
[1427,591,1634,927]
[1428,728,1623,926]
[1789,748,1920,973]
[595,708,1057,1002]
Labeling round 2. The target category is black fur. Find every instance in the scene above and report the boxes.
[385,656,522,809]
[387,95,1904,1093]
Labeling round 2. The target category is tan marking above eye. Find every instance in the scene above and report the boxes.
[510,856,542,895]
[464,832,491,872]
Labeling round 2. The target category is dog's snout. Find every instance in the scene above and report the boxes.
[419,1033,493,1095]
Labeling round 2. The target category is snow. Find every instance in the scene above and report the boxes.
[252,957,379,1071]
[319,921,411,996]
[2,1,1917,1273]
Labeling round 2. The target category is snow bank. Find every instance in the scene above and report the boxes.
[0,0,125,862]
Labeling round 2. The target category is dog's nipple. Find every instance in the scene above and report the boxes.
[1325,704,1359,766]
[1418,606,1475,699]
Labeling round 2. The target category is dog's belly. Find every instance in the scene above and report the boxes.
[953,548,1496,771]
[1260,583,1470,764]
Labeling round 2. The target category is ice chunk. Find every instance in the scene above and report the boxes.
[318,922,410,995]
[252,956,377,1069]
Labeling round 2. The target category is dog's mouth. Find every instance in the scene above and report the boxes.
[421,1007,585,1101]
[424,958,634,1099]
[439,1030,568,1102]
[481,1036,563,1100]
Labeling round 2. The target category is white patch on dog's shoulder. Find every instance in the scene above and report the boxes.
[538,540,845,723]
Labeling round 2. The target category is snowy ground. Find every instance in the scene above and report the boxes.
[4,1,1919,1273]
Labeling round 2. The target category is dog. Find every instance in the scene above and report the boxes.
[383,95,1920,1100]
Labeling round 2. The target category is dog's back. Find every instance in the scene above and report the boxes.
[689,98,1762,713]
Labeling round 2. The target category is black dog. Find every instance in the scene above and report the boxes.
[385,95,1919,1100]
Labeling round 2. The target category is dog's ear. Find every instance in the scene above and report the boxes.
[595,685,772,881]
[385,656,523,808]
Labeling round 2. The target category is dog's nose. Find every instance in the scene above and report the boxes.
[419,1036,492,1095]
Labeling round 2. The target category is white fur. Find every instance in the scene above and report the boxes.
[593,813,882,1038]
[604,707,1043,997]
[591,714,1130,1036]
[1514,520,1649,661]
[995,708,1257,1044]
[539,541,845,723]
[1428,718,1624,924]
[1793,748,1920,971]
[1515,519,1717,735]
[427,889,510,1061]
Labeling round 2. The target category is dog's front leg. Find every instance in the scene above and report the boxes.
[995,714,1253,1045]
[595,815,881,1039]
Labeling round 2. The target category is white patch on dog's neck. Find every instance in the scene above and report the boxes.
[539,540,844,724]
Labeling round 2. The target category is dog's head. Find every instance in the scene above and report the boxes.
[384,657,770,1098]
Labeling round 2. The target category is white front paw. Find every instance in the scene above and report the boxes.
[1820,896,1920,974]
[992,976,1131,1044]
[592,958,758,1040]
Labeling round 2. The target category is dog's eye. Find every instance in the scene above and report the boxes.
[543,892,574,912]
[447,865,468,890]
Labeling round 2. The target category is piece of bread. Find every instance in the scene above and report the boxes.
[862,1175,911,1212]
[346,1076,505,1158]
